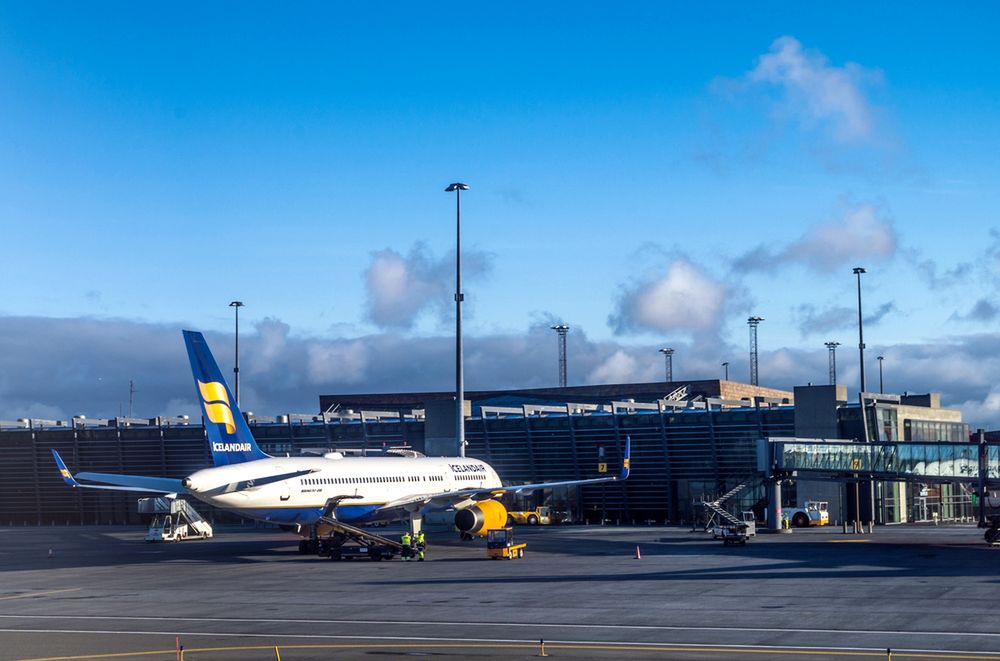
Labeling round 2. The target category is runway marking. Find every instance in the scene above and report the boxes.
[0,613,996,641]
[829,540,873,543]
[12,638,1000,661]
[0,589,80,602]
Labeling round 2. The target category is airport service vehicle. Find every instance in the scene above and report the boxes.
[784,501,830,527]
[51,331,630,551]
[507,506,566,525]
[139,496,213,542]
[486,528,526,559]
[144,514,213,542]
[713,511,756,546]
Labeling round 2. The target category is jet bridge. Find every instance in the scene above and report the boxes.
[758,437,1000,484]
[756,437,1000,533]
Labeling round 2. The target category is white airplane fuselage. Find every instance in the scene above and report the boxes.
[183,455,502,526]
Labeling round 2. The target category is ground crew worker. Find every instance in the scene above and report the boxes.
[401,531,412,561]
[415,530,426,562]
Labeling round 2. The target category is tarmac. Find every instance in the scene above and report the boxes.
[1,522,999,660]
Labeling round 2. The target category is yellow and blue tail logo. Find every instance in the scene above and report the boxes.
[183,330,269,466]
[198,380,237,434]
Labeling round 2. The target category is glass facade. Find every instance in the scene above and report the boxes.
[775,440,993,481]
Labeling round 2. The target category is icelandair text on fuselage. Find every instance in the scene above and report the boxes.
[450,463,486,473]
[214,442,253,452]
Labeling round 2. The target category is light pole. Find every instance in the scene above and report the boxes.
[551,325,569,387]
[228,301,244,406]
[747,316,764,386]
[446,183,469,457]
[877,355,884,394]
[825,341,841,385]
[853,267,867,393]
[721,361,729,381]
[659,348,674,382]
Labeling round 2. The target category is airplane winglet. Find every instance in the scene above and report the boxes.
[51,449,80,487]
[620,435,631,481]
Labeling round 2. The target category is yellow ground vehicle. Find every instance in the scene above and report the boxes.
[486,528,526,559]
[506,506,564,525]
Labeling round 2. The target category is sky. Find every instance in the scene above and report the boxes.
[2,3,1000,426]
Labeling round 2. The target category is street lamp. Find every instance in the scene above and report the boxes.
[659,348,674,382]
[445,182,469,457]
[853,267,867,393]
[721,361,729,381]
[228,301,244,406]
[877,355,885,394]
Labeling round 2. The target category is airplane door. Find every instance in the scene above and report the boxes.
[280,481,291,502]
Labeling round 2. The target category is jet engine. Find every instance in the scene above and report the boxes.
[454,499,508,536]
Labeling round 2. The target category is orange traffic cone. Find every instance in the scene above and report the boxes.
[634,545,641,559]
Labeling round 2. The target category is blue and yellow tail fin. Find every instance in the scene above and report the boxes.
[183,330,269,466]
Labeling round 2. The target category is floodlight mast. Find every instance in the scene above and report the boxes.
[747,316,764,386]
[853,267,867,394]
[551,325,570,387]
[445,183,470,457]
[659,348,674,382]
[229,301,245,406]
[825,341,841,385]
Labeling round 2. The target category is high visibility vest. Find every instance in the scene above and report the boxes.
[401,534,411,544]
[416,533,425,544]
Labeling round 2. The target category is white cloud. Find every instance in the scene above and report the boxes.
[735,201,897,273]
[743,36,879,142]
[364,242,492,329]
[306,340,369,384]
[609,258,729,335]
[588,350,639,384]
[4,315,1000,431]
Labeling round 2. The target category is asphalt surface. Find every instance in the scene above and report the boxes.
[1,523,999,660]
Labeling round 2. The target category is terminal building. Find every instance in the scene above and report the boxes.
[0,379,974,528]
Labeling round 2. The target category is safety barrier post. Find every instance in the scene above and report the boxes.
[538,638,548,657]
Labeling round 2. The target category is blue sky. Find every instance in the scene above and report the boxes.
[2,3,1000,424]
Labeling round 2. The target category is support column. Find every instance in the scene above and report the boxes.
[767,479,783,532]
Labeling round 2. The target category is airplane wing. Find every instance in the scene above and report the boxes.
[52,449,186,494]
[374,436,632,516]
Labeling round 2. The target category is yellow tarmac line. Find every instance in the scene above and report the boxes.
[18,643,1000,661]
[0,589,80,601]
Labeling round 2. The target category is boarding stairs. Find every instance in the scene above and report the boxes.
[137,496,214,540]
[697,480,754,532]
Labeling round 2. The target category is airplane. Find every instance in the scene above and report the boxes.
[52,330,630,547]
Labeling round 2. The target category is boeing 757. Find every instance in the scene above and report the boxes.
[52,331,630,543]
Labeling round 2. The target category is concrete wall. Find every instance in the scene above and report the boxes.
[423,399,472,456]
[793,385,847,439]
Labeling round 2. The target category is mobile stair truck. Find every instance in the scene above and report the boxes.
[139,497,214,542]
[713,511,757,546]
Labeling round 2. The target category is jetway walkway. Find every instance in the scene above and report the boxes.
[759,438,1000,484]
[756,437,1000,537]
